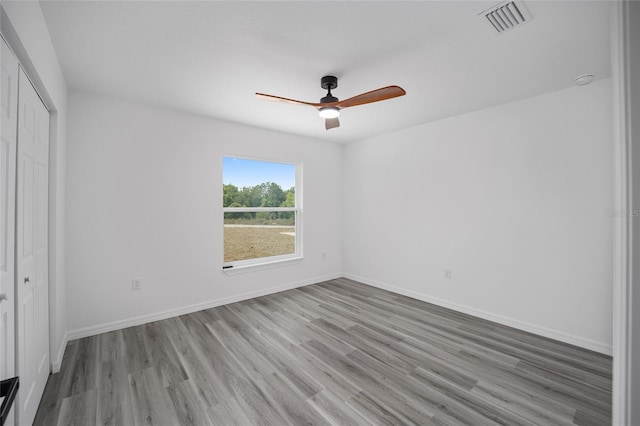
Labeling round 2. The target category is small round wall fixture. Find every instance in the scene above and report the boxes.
[575,74,594,86]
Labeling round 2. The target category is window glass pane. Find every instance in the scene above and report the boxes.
[223,157,295,208]
[223,156,298,265]
[224,212,296,263]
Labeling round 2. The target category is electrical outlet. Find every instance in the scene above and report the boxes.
[444,270,452,279]
[131,278,142,290]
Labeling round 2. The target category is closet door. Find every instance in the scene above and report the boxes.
[0,37,19,425]
[16,67,50,426]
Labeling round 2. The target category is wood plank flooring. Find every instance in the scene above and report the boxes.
[34,278,612,425]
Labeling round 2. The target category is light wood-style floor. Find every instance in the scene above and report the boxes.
[35,278,612,425]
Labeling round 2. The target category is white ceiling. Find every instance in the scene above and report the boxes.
[39,1,612,143]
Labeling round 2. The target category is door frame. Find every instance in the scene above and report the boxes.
[611,0,638,424]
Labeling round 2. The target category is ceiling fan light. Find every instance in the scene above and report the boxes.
[318,107,340,119]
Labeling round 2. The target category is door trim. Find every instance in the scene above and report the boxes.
[611,1,634,424]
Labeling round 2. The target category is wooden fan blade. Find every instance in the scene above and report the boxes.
[335,86,406,109]
[325,117,340,130]
[255,92,323,107]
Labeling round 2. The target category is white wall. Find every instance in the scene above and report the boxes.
[343,79,613,354]
[1,1,68,371]
[65,91,343,336]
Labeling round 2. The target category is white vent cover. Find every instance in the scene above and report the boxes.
[480,1,532,33]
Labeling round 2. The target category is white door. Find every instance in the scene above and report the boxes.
[16,67,50,426]
[0,37,19,424]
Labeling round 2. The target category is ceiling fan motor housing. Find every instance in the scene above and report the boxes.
[320,76,339,103]
[321,75,338,91]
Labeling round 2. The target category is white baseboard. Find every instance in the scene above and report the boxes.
[51,330,69,373]
[344,273,613,356]
[66,273,342,342]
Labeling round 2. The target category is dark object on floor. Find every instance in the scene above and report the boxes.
[0,376,19,425]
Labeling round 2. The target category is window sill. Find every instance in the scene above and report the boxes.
[222,256,303,275]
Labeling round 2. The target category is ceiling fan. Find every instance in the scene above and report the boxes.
[256,76,406,130]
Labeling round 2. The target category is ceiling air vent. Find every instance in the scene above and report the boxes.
[481,1,532,33]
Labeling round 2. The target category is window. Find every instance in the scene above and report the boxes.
[222,157,300,268]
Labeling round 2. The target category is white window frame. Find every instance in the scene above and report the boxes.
[222,156,302,271]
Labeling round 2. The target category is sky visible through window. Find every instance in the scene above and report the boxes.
[223,157,295,190]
